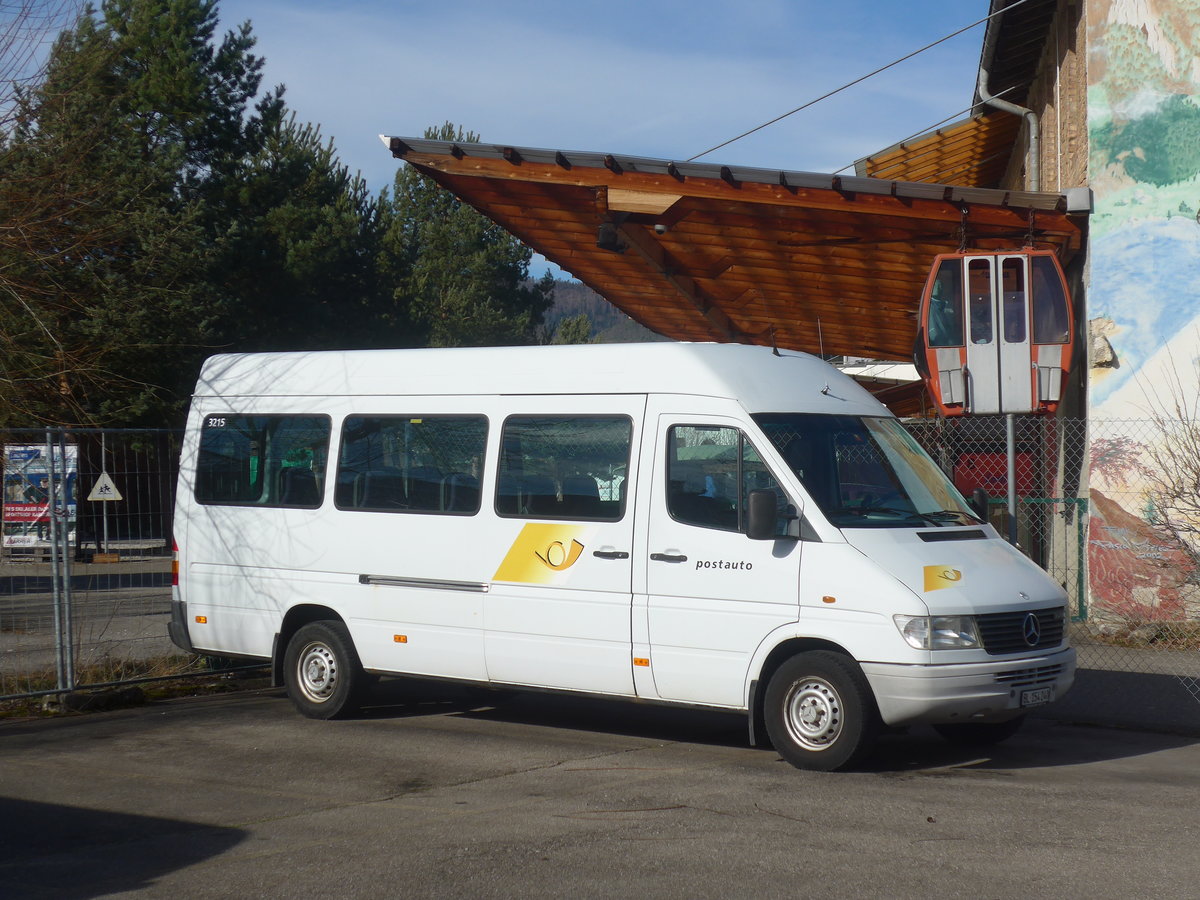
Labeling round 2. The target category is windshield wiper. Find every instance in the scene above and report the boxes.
[841,506,943,526]
[921,510,981,526]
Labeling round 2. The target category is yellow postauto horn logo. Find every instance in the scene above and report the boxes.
[494,523,596,584]
[923,565,963,592]
[536,539,585,570]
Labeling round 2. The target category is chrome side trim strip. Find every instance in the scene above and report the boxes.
[358,574,489,593]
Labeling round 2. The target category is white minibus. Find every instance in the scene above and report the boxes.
[170,343,1075,770]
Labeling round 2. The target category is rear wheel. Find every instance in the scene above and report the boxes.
[763,651,879,772]
[933,715,1026,747]
[283,620,365,719]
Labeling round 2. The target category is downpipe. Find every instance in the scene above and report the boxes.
[977,5,1039,191]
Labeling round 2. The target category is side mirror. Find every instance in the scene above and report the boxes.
[970,488,990,523]
[747,489,787,541]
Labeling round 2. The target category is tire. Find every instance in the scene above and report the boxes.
[763,651,880,772]
[283,620,365,719]
[933,715,1026,747]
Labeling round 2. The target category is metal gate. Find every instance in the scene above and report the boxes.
[1,429,183,700]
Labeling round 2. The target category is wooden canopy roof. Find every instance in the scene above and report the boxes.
[383,136,1085,363]
[854,111,1022,188]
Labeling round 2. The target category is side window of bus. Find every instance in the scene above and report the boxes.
[666,426,785,532]
[335,416,488,515]
[496,416,631,521]
[195,415,330,508]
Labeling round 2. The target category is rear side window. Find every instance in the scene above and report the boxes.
[497,416,631,521]
[195,415,330,508]
[336,416,488,515]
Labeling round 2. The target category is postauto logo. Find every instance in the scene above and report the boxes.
[923,565,963,592]
[494,523,596,585]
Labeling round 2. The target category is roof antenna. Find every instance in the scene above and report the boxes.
[818,318,831,395]
[769,326,781,357]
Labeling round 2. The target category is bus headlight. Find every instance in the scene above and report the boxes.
[894,615,980,650]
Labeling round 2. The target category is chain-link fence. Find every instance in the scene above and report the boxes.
[4,418,1200,732]
[905,414,1088,608]
[1,429,189,700]
[907,414,1200,730]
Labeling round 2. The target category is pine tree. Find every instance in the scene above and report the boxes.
[0,0,283,425]
[209,113,393,353]
[1,10,555,427]
[381,122,553,348]
[551,314,594,345]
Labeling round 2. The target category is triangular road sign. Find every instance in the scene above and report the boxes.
[88,472,123,502]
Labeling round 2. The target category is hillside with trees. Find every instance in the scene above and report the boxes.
[543,280,664,344]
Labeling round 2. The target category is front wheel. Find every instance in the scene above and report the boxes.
[283,620,365,719]
[763,651,879,772]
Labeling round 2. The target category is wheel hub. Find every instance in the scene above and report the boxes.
[298,642,338,702]
[785,678,843,750]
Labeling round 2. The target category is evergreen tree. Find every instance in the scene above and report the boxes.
[382,122,553,348]
[0,0,389,426]
[0,0,281,425]
[550,313,594,345]
[210,113,393,353]
[1,8,555,428]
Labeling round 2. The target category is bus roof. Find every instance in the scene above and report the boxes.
[194,343,888,417]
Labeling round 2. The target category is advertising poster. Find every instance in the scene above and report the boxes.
[1,444,78,548]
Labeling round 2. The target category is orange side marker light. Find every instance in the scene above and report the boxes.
[394,634,408,643]
[195,615,207,624]
[633,657,650,667]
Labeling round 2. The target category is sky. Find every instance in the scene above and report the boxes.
[217,0,993,275]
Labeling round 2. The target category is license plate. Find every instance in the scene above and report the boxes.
[1020,687,1053,708]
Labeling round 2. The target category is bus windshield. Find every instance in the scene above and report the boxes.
[752,414,979,528]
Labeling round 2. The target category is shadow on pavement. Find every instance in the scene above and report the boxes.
[353,675,1199,774]
[1034,666,1200,735]
[0,797,246,899]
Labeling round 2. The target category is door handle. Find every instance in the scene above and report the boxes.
[592,550,630,560]
[650,552,688,563]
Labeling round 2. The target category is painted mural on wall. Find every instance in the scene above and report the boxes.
[1086,0,1200,622]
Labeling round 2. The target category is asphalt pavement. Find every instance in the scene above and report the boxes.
[3,679,1200,899]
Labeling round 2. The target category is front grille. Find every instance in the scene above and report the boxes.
[994,664,1064,687]
[976,607,1066,655]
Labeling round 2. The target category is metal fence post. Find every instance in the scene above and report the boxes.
[57,430,75,690]
[44,429,67,692]
[1074,496,1088,622]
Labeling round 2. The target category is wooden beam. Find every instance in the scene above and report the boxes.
[615,223,745,342]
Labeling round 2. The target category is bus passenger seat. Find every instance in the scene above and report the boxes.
[406,466,443,511]
[522,475,558,516]
[561,474,601,519]
[442,473,480,512]
[278,467,320,507]
[360,469,406,509]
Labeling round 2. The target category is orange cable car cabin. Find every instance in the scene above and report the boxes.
[914,249,1074,417]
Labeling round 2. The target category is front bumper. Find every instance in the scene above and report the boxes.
[862,645,1076,727]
